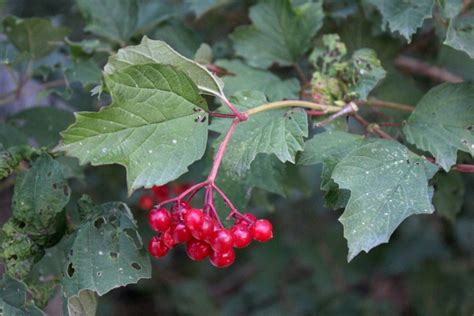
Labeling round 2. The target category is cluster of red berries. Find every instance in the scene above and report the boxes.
[147,202,273,268]
[139,183,191,210]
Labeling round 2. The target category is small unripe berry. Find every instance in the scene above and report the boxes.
[184,209,204,231]
[211,229,234,252]
[210,248,236,268]
[148,208,172,232]
[148,236,169,258]
[230,225,253,248]
[186,239,211,261]
[250,219,273,242]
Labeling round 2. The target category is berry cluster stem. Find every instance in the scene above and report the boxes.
[208,119,239,183]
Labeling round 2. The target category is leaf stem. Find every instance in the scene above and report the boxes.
[315,102,358,127]
[246,100,341,116]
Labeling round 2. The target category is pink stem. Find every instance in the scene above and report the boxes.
[208,119,239,182]
[220,95,248,122]
[157,181,208,208]
[209,111,237,119]
[212,183,243,219]
[454,164,474,173]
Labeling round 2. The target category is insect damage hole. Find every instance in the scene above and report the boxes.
[131,262,142,270]
[67,262,75,277]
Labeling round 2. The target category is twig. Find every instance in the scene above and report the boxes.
[395,56,463,83]
[294,63,309,84]
[358,98,414,113]
[209,111,237,119]
[352,113,396,140]
[315,102,358,127]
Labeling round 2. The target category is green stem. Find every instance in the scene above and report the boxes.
[246,100,341,116]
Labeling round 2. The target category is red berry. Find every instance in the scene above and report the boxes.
[171,223,191,243]
[148,208,172,232]
[186,239,211,261]
[162,229,176,248]
[210,248,235,268]
[152,185,169,202]
[230,225,253,248]
[184,209,204,231]
[236,213,257,226]
[191,215,216,241]
[210,229,234,252]
[148,236,169,258]
[250,219,273,242]
[139,195,154,210]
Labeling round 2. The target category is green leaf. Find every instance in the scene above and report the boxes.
[67,290,98,316]
[367,0,435,41]
[350,49,386,100]
[57,64,209,194]
[2,16,69,59]
[247,154,293,197]
[445,16,474,59]
[65,59,102,87]
[185,0,232,17]
[403,83,474,171]
[8,107,75,147]
[331,140,439,260]
[104,36,224,96]
[0,123,27,148]
[210,90,308,175]
[299,131,364,209]
[76,0,138,44]
[439,0,463,19]
[12,154,70,239]
[152,20,201,58]
[230,0,324,68]
[62,202,151,297]
[432,171,465,221]
[0,275,45,316]
[215,59,300,101]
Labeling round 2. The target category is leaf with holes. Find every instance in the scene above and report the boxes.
[56,64,209,194]
[215,59,300,101]
[367,0,434,41]
[331,140,438,261]
[350,49,386,100]
[0,275,45,316]
[104,36,224,96]
[2,16,69,59]
[210,90,308,175]
[76,0,138,44]
[445,16,474,59]
[12,154,70,242]
[230,0,324,68]
[403,83,474,171]
[62,202,151,297]
[299,131,365,209]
